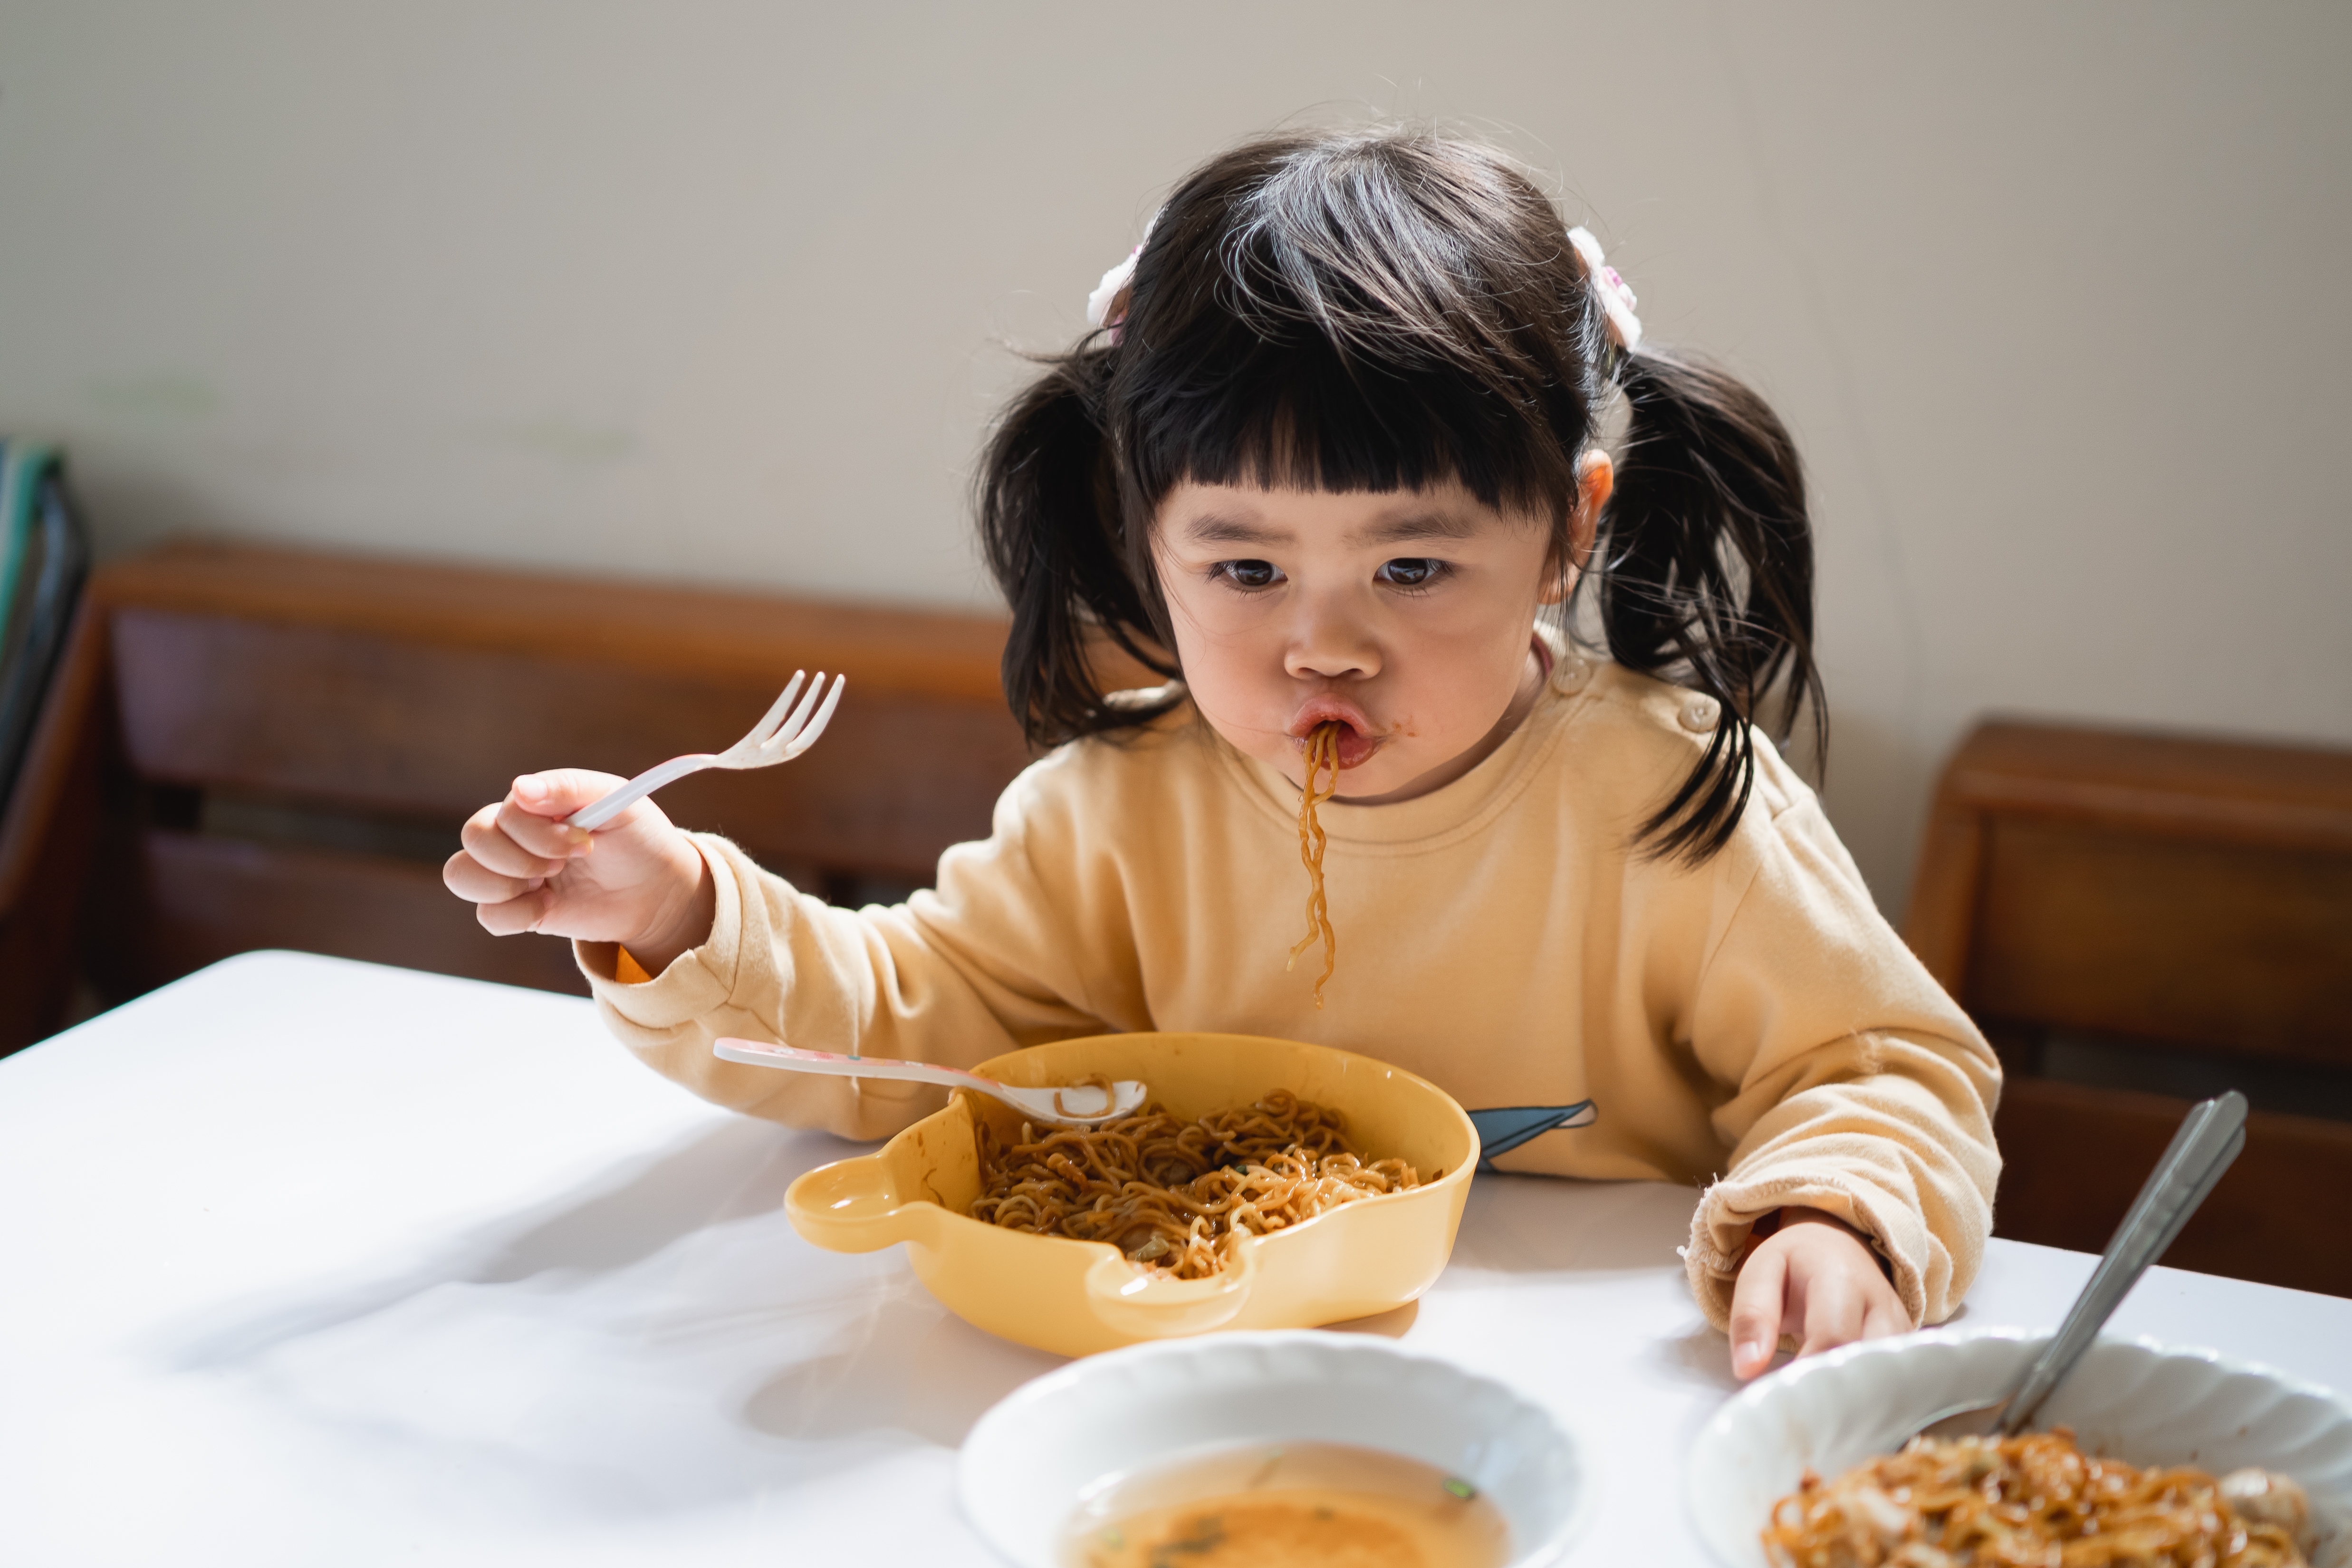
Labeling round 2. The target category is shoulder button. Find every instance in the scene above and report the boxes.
[1549,657,1593,694]
[1679,694,1720,732]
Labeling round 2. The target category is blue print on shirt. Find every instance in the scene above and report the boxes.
[1467,1102,1597,1172]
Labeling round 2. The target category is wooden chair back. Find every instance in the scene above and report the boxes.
[0,540,1063,1042]
[1906,720,2352,1297]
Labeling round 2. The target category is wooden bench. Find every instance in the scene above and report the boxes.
[1905,720,2352,1297]
[0,540,1065,1050]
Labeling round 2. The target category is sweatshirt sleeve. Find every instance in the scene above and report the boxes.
[574,757,1128,1141]
[1676,782,2002,1334]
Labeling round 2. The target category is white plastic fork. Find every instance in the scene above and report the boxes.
[711,1038,1149,1128]
[566,669,846,831]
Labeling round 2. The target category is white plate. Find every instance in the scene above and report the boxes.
[1687,1324,2352,1568]
[959,1330,1587,1568]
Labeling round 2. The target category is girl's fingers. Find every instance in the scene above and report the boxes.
[460,804,567,880]
[508,770,629,821]
[1796,1276,1867,1360]
[1861,1296,1910,1341]
[495,797,594,862]
[1728,1244,1788,1381]
[442,848,543,906]
[473,885,554,938]
[450,773,643,939]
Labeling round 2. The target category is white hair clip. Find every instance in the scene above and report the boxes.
[1566,227,1642,353]
[1085,213,1159,337]
[1085,247,1140,331]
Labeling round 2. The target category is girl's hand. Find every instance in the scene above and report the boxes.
[442,770,716,974]
[1728,1207,1909,1380]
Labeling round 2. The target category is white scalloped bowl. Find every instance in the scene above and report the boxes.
[1688,1324,2352,1568]
[960,1331,1587,1568]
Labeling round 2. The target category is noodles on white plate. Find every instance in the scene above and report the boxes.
[1762,1427,2314,1568]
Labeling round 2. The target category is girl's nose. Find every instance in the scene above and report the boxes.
[1284,592,1382,682]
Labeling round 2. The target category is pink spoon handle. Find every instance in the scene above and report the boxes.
[712,1038,1144,1126]
[712,1037,1000,1096]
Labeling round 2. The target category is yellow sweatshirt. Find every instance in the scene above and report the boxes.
[578,649,1999,1332]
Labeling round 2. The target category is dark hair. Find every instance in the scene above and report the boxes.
[977,125,1822,861]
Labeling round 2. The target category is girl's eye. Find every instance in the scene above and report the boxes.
[1217,559,1283,590]
[1378,558,1448,589]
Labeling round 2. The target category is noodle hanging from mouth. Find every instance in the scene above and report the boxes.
[968,1089,1421,1280]
[1287,721,1341,1008]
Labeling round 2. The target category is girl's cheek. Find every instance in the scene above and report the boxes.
[1159,571,1238,635]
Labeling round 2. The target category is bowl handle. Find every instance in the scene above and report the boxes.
[786,1153,933,1253]
[1082,1233,1259,1337]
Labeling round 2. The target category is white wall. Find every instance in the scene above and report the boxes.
[3,1,2347,909]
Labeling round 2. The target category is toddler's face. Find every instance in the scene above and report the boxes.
[1152,477,1571,803]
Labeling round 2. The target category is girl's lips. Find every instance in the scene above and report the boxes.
[1291,703,1383,770]
[1325,725,1381,770]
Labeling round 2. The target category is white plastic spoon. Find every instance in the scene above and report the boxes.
[712,1038,1147,1129]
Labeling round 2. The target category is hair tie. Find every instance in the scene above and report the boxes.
[1085,214,1160,340]
[1565,227,1642,354]
[1085,247,1140,332]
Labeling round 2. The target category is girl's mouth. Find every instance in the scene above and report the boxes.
[1292,707,1383,770]
[1319,723,1381,771]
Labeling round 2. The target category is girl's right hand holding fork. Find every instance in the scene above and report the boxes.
[442,771,717,974]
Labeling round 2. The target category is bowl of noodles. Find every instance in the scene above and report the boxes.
[782,1031,1478,1357]
[1686,1324,2352,1568]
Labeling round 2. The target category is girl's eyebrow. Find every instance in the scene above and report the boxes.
[1182,512,1288,546]
[1178,507,1479,548]
[1350,511,1482,546]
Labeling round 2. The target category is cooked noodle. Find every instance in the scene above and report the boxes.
[1762,1429,2312,1568]
[1286,721,1341,1008]
[968,1088,1420,1279]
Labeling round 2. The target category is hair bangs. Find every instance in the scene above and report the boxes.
[1112,128,1593,528]
[1124,330,1565,518]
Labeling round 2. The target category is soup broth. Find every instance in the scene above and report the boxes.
[1062,1441,1510,1568]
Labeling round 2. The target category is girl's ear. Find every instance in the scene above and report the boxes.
[1573,449,1614,553]
[1539,450,1614,605]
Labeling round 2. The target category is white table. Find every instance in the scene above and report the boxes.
[4,952,2347,1567]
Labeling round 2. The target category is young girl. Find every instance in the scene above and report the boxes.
[444,126,1997,1380]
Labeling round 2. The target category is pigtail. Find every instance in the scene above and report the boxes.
[976,349,1182,748]
[1597,343,1824,861]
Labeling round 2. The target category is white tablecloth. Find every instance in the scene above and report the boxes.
[4,951,2347,1566]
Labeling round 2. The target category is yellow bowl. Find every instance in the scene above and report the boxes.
[784,1032,1479,1358]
